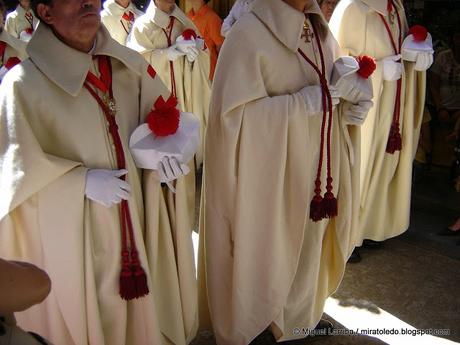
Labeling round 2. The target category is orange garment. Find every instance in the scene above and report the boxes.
[187,4,224,80]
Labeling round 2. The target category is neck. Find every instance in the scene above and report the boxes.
[155,1,174,14]
[192,2,204,12]
[53,28,96,53]
[116,0,131,8]
[283,0,309,12]
[20,4,30,11]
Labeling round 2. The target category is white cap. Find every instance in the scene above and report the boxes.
[402,33,434,62]
[129,112,200,170]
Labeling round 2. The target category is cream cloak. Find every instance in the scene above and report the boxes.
[199,0,360,344]
[329,0,426,243]
[4,5,38,40]
[0,29,27,66]
[127,1,211,167]
[0,23,196,345]
[101,0,144,45]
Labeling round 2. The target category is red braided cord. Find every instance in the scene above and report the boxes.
[297,48,328,198]
[84,56,147,298]
[379,3,403,152]
[162,17,177,98]
[311,24,334,191]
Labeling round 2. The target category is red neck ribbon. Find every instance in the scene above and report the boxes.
[298,16,338,222]
[25,11,34,31]
[162,16,177,98]
[84,55,149,300]
[379,0,403,154]
[120,11,135,35]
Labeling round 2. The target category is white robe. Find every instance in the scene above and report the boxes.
[127,1,211,167]
[4,5,38,41]
[0,23,196,345]
[329,0,426,243]
[101,0,144,45]
[199,0,360,344]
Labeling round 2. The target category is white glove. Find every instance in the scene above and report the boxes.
[85,169,131,207]
[19,30,32,42]
[414,51,433,71]
[382,54,403,81]
[184,46,199,63]
[343,100,373,125]
[298,85,340,115]
[163,44,186,61]
[158,156,190,193]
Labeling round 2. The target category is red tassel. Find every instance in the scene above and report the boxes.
[310,194,324,222]
[322,192,338,218]
[133,265,149,298]
[130,250,149,298]
[386,124,402,154]
[119,250,137,300]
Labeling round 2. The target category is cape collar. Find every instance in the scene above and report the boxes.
[0,30,27,57]
[360,0,403,16]
[103,0,140,17]
[145,0,194,29]
[251,0,324,52]
[26,23,144,96]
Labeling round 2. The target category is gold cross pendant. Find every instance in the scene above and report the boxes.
[103,94,117,116]
[301,20,314,43]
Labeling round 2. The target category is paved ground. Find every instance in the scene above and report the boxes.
[192,165,460,345]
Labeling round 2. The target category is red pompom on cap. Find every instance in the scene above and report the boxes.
[356,55,376,79]
[409,25,428,42]
[182,29,197,40]
[5,57,21,70]
[146,95,180,137]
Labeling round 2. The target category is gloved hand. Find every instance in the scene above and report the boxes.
[175,40,199,62]
[184,46,199,63]
[85,169,131,207]
[158,156,190,193]
[382,54,403,81]
[343,100,373,125]
[414,51,433,71]
[163,44,186,61]
[298,84,340,115]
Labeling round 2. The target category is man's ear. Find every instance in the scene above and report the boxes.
[36,3,53,25]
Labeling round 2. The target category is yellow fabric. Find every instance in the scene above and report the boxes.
[0,23,196,345]
[330,0,426,243]
[101,0,144,45]
[199,0,359,344]
[128,1,211,167]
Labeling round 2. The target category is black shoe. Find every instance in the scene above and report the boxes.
[362,239,383,249]
[249,330,275,345]
[311,319,334,337]
[347,249,361,263]
[438,227,460,236]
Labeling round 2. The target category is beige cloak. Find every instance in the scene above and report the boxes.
[127,0,211,167]
[0,23,196,345]
[101,0,144,46]
[0,29,27,66]
[329,0,426,243]
[4,5,38,40]
[199,0,360,344]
